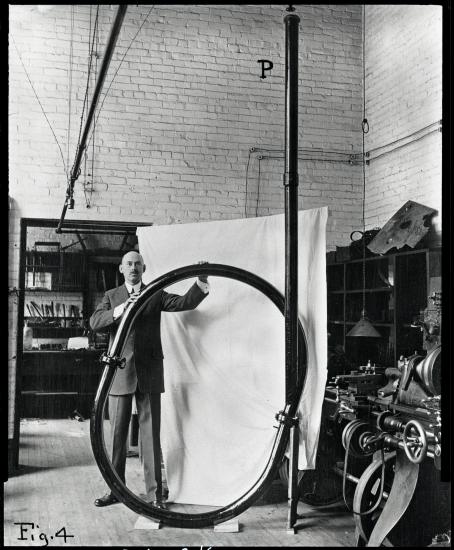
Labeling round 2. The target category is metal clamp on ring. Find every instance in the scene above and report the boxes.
[99,352,126,370]
[275,410,299,428]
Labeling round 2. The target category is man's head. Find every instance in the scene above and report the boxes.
[119,251,146,285]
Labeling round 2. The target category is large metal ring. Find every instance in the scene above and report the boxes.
[90,263,308,528]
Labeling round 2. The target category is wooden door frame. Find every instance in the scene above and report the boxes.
[9,218,150,476]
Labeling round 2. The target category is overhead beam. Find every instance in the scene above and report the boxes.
[57,5,128,233]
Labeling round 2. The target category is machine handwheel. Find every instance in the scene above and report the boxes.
[402,420,427,464]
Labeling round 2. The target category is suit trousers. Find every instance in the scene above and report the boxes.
[108,390,162,501]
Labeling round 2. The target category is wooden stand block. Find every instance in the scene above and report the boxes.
[213,519,240,533]
[134,516,161,530]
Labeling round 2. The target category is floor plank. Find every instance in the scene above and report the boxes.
[4,419,356,546]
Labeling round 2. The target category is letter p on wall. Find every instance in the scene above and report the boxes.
[257,59,274,78]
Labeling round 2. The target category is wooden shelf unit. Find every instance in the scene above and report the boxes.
[20,250,123,419]
[25,249,86,292]
[327,247,441,368]
[21,350,103,418]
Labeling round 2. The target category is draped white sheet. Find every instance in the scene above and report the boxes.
[137,207,328,506]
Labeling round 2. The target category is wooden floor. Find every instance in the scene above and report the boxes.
[4,419,356,547]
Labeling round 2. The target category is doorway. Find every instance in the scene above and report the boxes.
[10,218,150,473]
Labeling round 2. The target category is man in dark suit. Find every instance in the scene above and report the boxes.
[90,251,209,507]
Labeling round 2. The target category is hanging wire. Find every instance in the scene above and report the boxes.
[11,36,68,177]
[255,157,262,217]
[361,131,367,312]
[66,5,75,180]
[70,5,99,178]
[85,5,155,152]
[83,149,88,201]
[83,5,93,208]
[83,5,97,209]
[87,16,99,209]
[244,149,252,218]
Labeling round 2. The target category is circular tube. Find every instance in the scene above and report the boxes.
[90,263,307,528]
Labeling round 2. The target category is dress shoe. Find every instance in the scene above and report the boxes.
[94,493,119,507]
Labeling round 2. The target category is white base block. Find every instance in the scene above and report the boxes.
[214,519,240,533]
[134,516,162,530]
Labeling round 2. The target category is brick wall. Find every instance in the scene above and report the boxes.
[9,4,364,442]
[364,5,442,230]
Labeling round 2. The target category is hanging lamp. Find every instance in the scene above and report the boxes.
[347,5,380,339]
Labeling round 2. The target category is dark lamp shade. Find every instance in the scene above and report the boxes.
[346,310,381,338]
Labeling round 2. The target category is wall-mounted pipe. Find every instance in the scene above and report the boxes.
[56,5,128,233]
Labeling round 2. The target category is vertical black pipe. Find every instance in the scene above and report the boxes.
[57,5,128,233]
[284,13,300,403]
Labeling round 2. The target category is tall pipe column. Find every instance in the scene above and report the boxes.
[284,10,300,532]
[284,12,300,404]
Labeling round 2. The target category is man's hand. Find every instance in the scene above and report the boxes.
[197,260,209,283]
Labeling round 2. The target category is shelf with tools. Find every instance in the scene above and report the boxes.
[13,223,141,437]
[24,295,86,339]
[25,245,86,292]
[24,246,88,344]
[22,248,103,415]
[327,246,441,370]
[20,246,122,418]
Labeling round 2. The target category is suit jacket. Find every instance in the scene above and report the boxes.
[90,281,208,395]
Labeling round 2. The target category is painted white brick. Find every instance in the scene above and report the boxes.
[14,4,440,440]
[364,6,442,229]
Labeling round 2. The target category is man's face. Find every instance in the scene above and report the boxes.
[119,252,146,285]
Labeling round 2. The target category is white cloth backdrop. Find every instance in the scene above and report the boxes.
[137,207,328,506]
